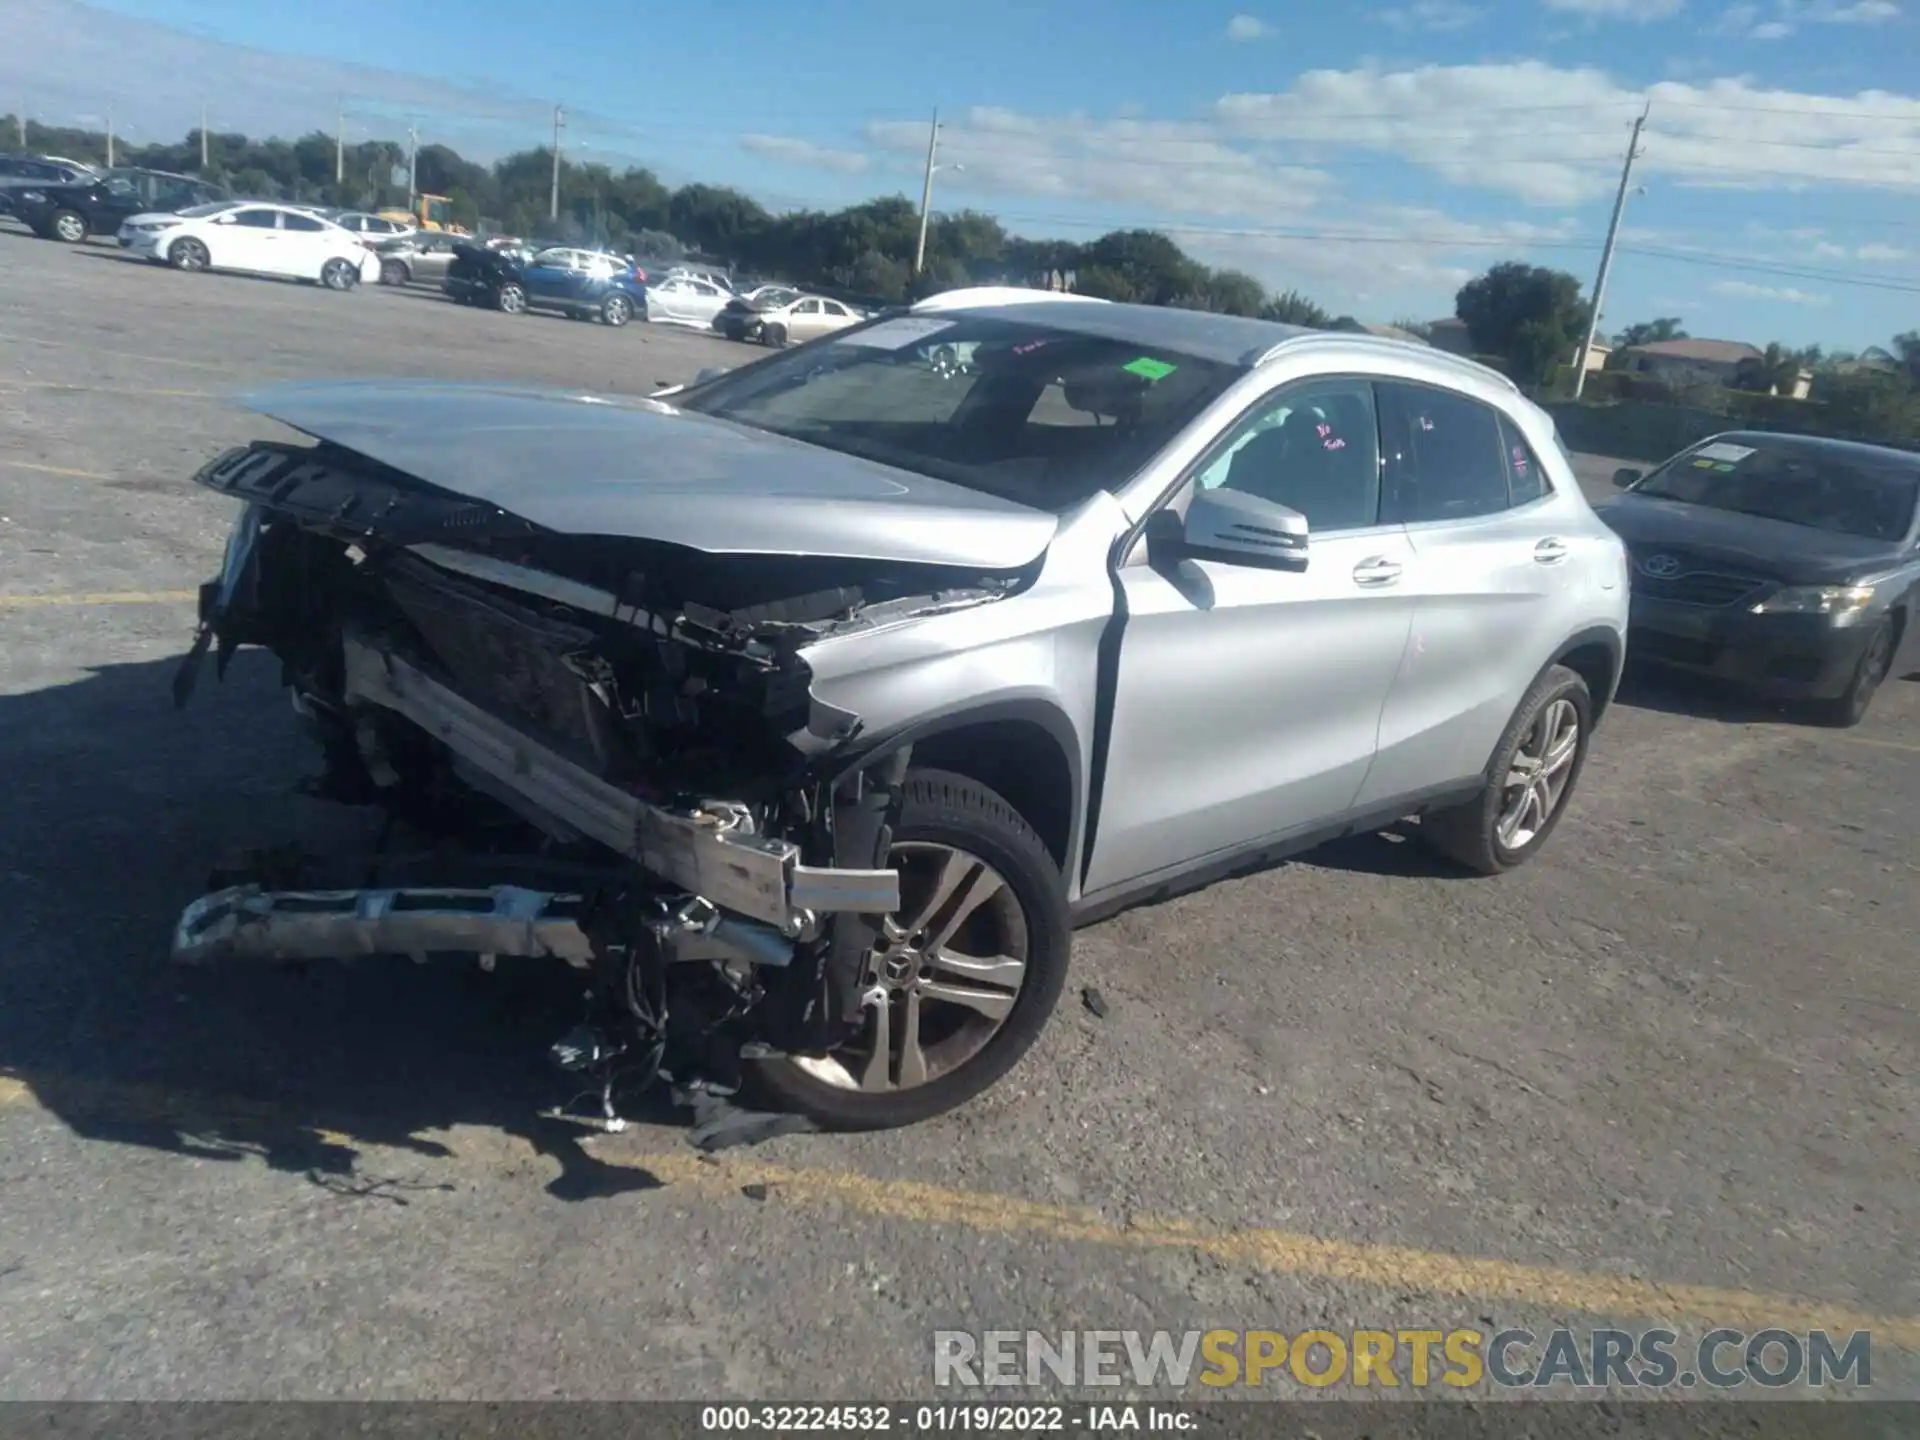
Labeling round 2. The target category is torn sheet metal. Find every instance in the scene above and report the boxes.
[173,885,596,965]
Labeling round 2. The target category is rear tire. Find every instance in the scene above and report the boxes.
[1810,616,1894,728]
[1419,664,1594,875]
[600,293,633,327]
[748,768,1071,1131]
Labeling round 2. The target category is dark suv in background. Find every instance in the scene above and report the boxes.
[0,153,99,218]
[11,166,229,242]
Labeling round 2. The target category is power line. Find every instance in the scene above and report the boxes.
[1620,245,1920,293]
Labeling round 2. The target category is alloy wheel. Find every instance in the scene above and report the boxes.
[170,239,209,271]
[53,211,86,243]
[790,842,1030,1093]
[1496,698,1580,850]
[497,284,527,314]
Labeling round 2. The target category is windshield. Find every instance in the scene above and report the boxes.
[1635,438,1919,542]
[677,315,1242,509]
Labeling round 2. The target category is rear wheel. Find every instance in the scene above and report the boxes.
[495,282,527,315]
[167,236,210,272]
[748,769,1071,1130]
[320,258,359,291]
[1419,664,1594,875]
[50,208,87,243]
[600,293,633,326]
[1811,616,1895,728]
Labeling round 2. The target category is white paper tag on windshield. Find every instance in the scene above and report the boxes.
[837,317,956,350]
[1694,441,1756,463]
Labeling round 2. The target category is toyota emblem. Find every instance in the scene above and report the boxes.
[1640,553,1683,578]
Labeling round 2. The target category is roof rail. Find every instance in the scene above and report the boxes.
[1253,331,1521,394]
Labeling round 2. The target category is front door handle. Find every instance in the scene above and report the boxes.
[1353,556,1403,586]
[1533,537,1569,565]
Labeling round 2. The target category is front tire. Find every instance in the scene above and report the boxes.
[1419,664,1594,875]
[320,258,359,291]
[495,282,527,314]
[50,208,88,243]
[380,259,409,286]
[749,768,1071,1130]
[1810,616,1895,728]
[762,322,788,348]
[168,236,210,272]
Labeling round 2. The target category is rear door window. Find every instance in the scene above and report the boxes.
[232,208,280,229]
[1377,381,1512,524]
[1499,414,1551,506]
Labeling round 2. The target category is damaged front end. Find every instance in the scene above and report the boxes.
[170,435,1023,1116]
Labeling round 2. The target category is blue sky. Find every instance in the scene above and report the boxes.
[6,0,1918,349]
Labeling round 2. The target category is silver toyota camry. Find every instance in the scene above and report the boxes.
[170,289,1630,1130]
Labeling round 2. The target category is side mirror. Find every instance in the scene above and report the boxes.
[1613,467,1643,488]
[1156,487,1309,571]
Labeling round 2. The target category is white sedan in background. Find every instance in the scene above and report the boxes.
[118,202,381,290]
[753,293,865,347]
[646,274,735,329]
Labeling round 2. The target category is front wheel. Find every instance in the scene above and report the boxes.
[168,236,210,272]
[320,258,359,291]
[1419,664,1594,875]
[379,259,408,286]
[762,322,788,348]
[600,293,633,326]
[50,208,88,243]
[1810,616,1895,728]
[749,768,1071,1130]
[495,282,527,314]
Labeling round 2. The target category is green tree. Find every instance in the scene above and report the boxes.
[1262,289,1331,327]
[1617,317,1688,347]
[1455,262,1590,387]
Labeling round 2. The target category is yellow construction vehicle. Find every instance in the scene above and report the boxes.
[375,193,468,235]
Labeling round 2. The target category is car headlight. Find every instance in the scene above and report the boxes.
[1749,584,1876,620]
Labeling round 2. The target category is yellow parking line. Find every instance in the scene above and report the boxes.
[0,589,196,608]
[3,1070,1915,1346]
[1,459,111,480]
[1830,733,1920,755]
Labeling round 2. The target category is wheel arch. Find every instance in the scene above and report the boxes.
[1550,626,1624,725]
[821,699,1083,882]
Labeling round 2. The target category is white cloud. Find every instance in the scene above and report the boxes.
[1854,242,1910,260]
[1378,0,1488,28]
[862,107,1333,220]
[1542,0,1685,19]
[739,134,870,174]
[1710,0,1900,35]
[1711,279,1831,303]
[1225,13,1271,39]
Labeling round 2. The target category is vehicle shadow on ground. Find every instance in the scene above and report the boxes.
[0,650,702,1203]
[1296,824,1468,879]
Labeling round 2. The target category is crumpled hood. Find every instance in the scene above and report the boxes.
[240,380,1059,570]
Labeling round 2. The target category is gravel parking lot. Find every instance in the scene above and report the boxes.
[2,233,1915,1402]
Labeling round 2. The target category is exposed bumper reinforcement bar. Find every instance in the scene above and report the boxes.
[339,635,898,931]
[174,884,597,966]
[172,884,802,970]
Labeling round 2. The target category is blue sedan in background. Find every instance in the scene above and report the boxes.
[489,245,649,326]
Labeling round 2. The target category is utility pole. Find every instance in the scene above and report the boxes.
[913,108,941,277]
[335,97,345,185]
[105,101,114,167]
[1572,106,1648,399]
[550,104,565,222]
[199,101,209,170]
[15,103,24,149]
[407,123,419,205]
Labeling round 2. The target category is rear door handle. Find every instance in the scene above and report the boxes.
[1353,556,1403,586]
[1533,537,1569,565]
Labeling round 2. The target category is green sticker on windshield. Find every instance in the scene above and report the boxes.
[1123,357,1177,381]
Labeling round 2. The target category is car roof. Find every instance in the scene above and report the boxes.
[918,293,1520,389]
[1704,430,1920,470]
